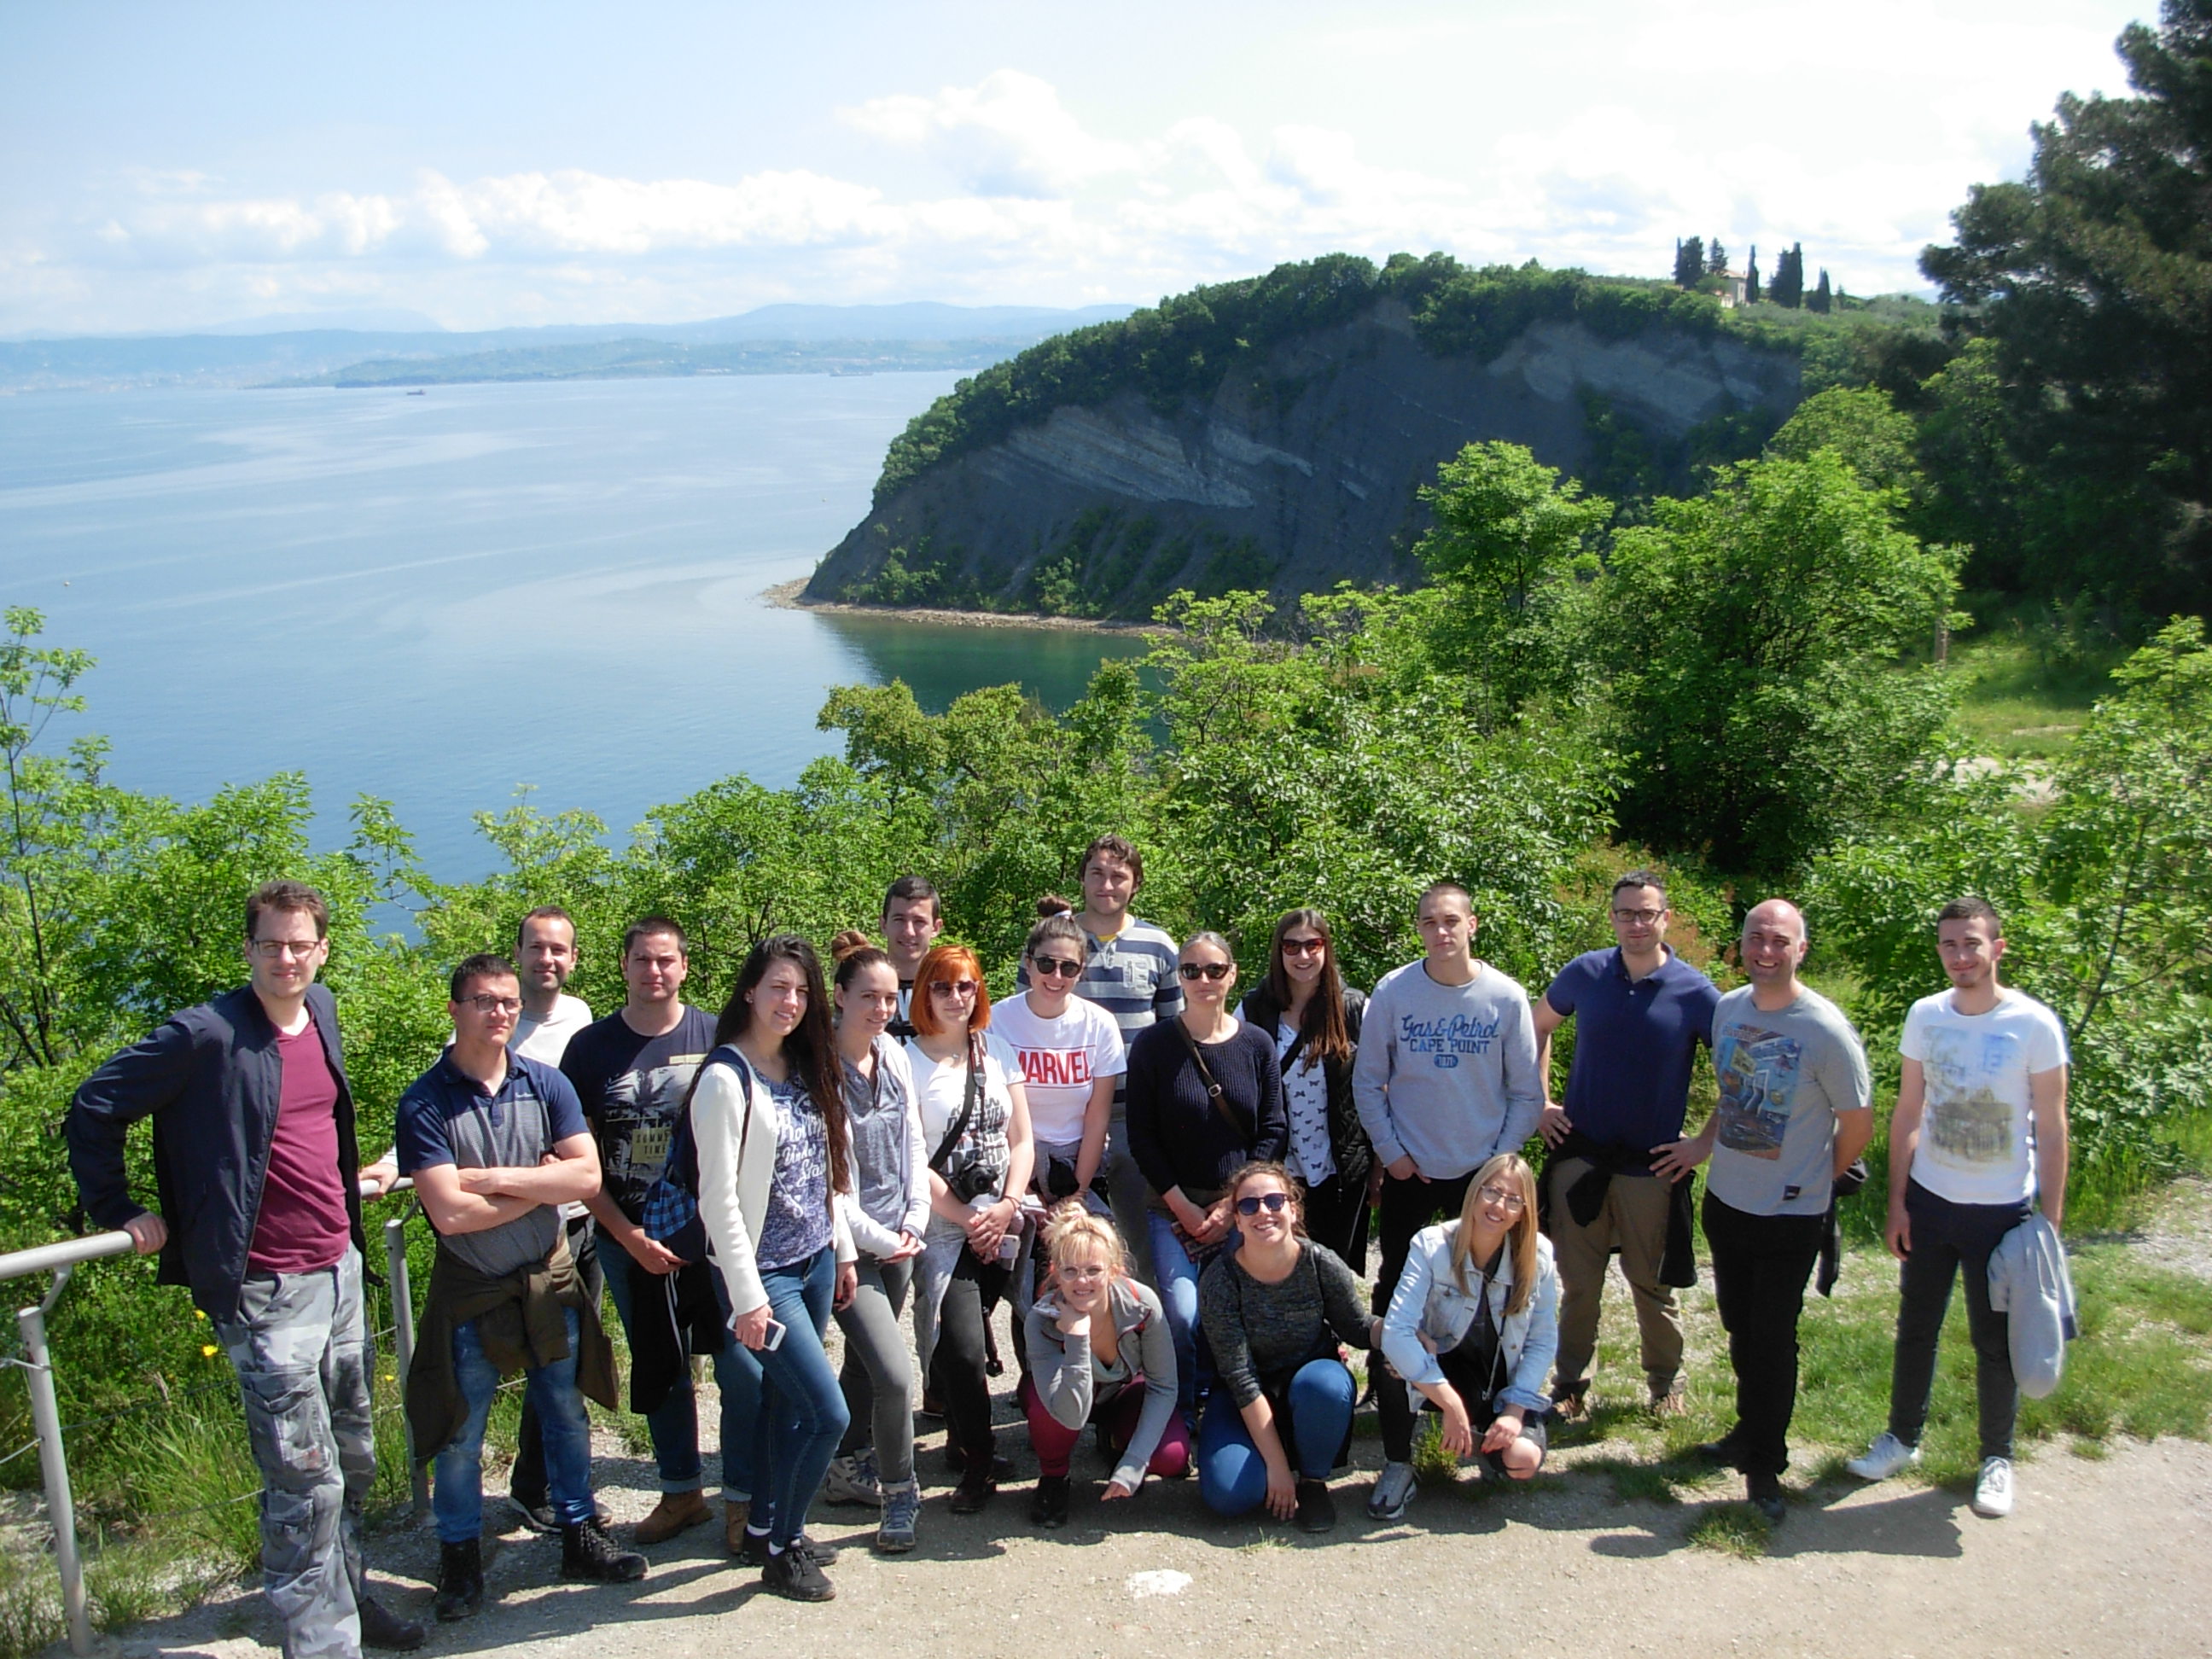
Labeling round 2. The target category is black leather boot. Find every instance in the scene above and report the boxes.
[433,1540,482,1623]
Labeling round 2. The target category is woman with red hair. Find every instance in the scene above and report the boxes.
[904,942,1034,1513]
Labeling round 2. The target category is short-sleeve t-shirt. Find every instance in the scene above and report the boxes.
[987,992,1126,1146]
[559,1007,716,1222]
[1901,987,2069,1206]
[1706,987,1871,1217]
[395,1053,590,1277]
[1542,947,1720,1152]
[247,1022,352,1275]
[905,1030,1021,1225]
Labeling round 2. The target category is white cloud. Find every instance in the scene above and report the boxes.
[841,69,1140,197]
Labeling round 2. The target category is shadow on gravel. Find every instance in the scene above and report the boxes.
[1586,1483,1966,1562]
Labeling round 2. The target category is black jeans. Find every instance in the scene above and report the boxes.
[1299,1171,1372,1276]
[1377,1342,1549,1475]
[1701,1190,1825,1477]
[1888,1179,2031,1460]
[510,1214,602,1507]
[1372,1169,1477,1317]
[931,1247,1013,1464]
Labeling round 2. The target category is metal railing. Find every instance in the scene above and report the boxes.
[0,1179,421,1656]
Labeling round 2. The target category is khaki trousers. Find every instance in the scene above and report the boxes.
[1547,1159,1683,1395]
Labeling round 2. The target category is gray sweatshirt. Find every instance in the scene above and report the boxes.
[1353,959,1542,1179]
[1023,1277,1179,1492]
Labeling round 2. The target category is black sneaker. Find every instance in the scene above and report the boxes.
[760,1543,835,1602]
[1029,1475,1071,1528]
[1692,1435,1748,1470]
[433,1540,482,1624]
[949,1468,996,1514]
[561,1516,648,1582]
[1295,1478,1336,1534]
[1746,1470,1786,1524]
[736,1529,841,1569]
[944,1442,1017,1481]
[359,1595,426,1651]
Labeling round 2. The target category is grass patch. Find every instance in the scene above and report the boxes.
[1685,1504,1772,1559]
[1947,620,2123,762]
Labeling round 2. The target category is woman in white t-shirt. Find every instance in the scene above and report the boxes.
[990,913,1126,1212]
[904,942,1033,1514]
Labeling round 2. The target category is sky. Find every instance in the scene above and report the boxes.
[0,0,2155,336]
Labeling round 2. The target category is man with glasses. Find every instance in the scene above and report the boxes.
[1652,899,1871,1522]
[1532,871,1720,1421]
[879,876,945,1039]
[67,881,424,1659]
[557,919,750,1551]
[398,954,643,1616]
[1020,834,1181,1282]
[1353,882,1542,1321]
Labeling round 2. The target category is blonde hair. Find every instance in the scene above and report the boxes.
[1042,1200,1128,1278]
[1451,1152,1540,1317]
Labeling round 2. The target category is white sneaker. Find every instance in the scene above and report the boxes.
[1366,1460,1418,1522]
[1844,1432,1921,1482]
[1971,1457,2013,1518]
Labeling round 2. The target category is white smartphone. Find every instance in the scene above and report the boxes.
[760,1318,788,1352]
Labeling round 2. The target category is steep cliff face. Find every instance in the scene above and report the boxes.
[806,297,1802,617]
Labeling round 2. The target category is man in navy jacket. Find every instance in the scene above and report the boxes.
[67,880,421,1659]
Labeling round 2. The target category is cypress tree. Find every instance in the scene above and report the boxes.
[1673,236,1706,288]
[1707,239,1729,276]
[1810,269,1832,313]
[1746,246,1761,304]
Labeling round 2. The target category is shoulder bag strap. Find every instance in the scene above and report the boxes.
[1179,1020,1254,1140]
[928,1034,984,1174]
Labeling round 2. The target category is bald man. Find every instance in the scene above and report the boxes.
[1653,899,1870,1523]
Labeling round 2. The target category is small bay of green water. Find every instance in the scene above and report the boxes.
[0,375,1147,880]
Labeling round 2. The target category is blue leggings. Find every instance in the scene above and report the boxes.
[727,1247,849,1546]
[1196,1358,1354,1516]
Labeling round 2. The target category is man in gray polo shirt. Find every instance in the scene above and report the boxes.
[1654,899,1871,1522]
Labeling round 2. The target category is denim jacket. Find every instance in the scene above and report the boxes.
[1379,1223,1558,1416]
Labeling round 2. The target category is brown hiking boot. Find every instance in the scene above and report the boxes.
[633,1490,712,1545]
[1649,1385,1687,1419]
[1550,1385,1590,1423]
[724,1499,750,1556]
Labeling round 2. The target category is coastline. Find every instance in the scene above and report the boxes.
[762,578,1164,637]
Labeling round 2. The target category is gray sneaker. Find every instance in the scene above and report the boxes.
[824,1449,884,1508]
[1845,1432,1921,1482]
[876,1478,921,1553]
[1366,1460,1418,1522]
[1971,1457,2013,1518]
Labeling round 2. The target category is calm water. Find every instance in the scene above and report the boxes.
[0,377,1147,880]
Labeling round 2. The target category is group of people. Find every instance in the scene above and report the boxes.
[62,831,2072,1646]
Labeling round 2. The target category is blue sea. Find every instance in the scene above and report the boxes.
[0,375,1144,881]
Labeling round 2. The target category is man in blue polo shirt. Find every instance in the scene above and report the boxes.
[1534,870,1720,1420]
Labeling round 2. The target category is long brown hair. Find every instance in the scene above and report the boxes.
[710,934,850,1202]
[1262,908,1352,1068]
[1224,1160,1307,1239]
[1451,1152,1540,1317]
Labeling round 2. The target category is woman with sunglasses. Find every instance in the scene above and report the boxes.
[1021,1202,1187,1527]
[1238,909,1375,1268]
[1195,1161,1375,1532]
[904,942,1034,1514]
[819,934,929,1551]
[1368,1151,1557,1522]
[1125,931,1288,1424]
[989,913,1124,1216]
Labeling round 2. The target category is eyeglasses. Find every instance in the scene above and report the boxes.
[1056,1262,1109,1281]
[250,938,322,960]
[1610,907,1666,926]
[464,994,522,1016]
[1279,937,1326,958]
[929,979,979,998]
[1029,955,1084,979]
[1235,1191,1291,1216]
[1178,961,1233,981]
[1476,1184,1526,1212]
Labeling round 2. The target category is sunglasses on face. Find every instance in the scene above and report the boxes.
[929,979,980,998]
[1177,960,1233,981]
[1235,1191,1291,1215]
[1029,954,1084,979]
[1279,937,1326,958]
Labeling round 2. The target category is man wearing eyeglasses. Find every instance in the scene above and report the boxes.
[1353,882,1542,1319]
[397,953,642,1618]
[67,880,423,1659]
[1532,871,1720,1422]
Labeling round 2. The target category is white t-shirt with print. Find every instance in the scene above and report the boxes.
[987,992,1125,1147]
[1901,987,2069,1206]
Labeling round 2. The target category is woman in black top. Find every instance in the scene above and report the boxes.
[1125,930,1287,1423]
[1238,908,1374,1269]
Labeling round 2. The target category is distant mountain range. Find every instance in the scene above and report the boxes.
[0,302,1138,392]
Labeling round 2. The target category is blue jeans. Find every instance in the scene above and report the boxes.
[604,1253,757,1500]
[432,1306,594,1544]
[732,1247,849,1547]
[1144,1209,1208,1418]
[1196,1358,1354,1517]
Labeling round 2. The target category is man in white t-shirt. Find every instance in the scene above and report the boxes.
[991,912,1126,1212]
[1846,896,2070,1519]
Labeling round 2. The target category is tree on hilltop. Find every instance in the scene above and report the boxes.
[1672,236,1707,288]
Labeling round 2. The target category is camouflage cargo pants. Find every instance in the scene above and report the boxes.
[214,1249,375,1659]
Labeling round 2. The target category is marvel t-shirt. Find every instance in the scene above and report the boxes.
[988,992,1125,1146]
[559,1006,716,1221]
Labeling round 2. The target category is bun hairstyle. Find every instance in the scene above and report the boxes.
[831,929,894,991]
[1035,892,1076,919]
[1042,1200,1128,1278]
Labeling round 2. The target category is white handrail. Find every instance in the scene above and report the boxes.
[0,1178,414,1284]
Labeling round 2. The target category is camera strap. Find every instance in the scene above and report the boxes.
[928,1033,984,1176]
